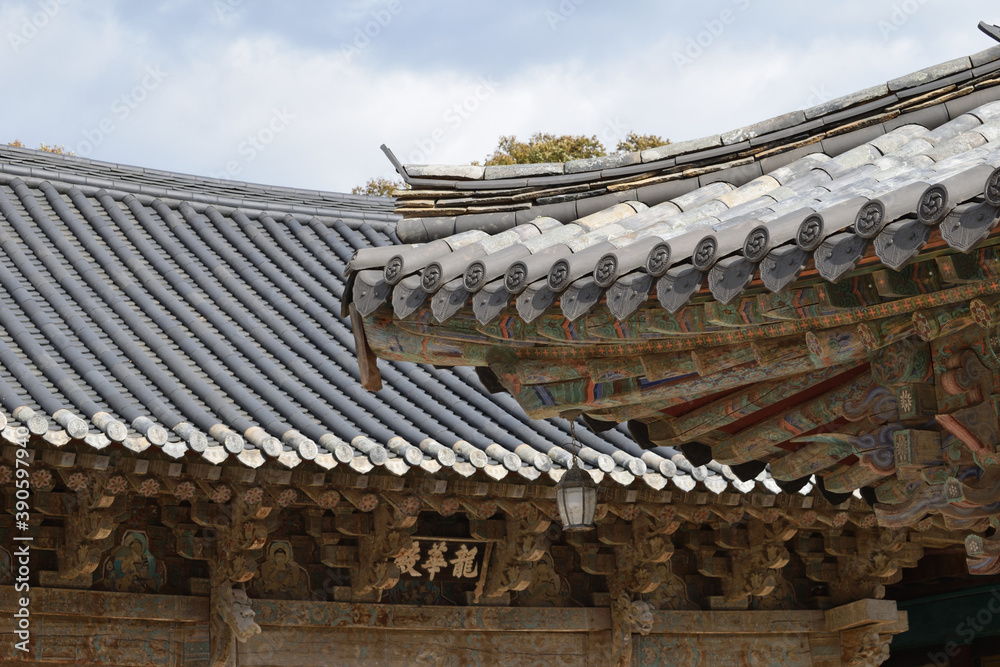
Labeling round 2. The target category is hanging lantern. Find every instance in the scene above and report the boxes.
[556,462,597,532]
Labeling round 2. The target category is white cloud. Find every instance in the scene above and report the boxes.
[2,1,999,192]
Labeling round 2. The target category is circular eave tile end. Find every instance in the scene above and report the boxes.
[917,184,949,226]
[548,259,572,292]
[796,214,824,252]
[742,226,770,263]
[646,243,671,276]
[464,261,486,292]
[593,254,619,288]
[985,166,1000,207]
[692,236,718,271]
[854,200,885,239]
[504,262,529,294]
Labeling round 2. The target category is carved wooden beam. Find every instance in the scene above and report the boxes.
[912,304,973,343]
[475,501,550,600]
[350,501,418,597]
[935,350,999,466]
[607,563,655,667]
[717,518,797,602]
[614,511,675,595]
[965,533,1000,575]
[712,372,887,465]
[647,365,856,447]
[813,529,923,605]
[55,474,127,581]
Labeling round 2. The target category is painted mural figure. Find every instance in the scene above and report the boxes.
[104,531,165,593]
[251,541,310,600]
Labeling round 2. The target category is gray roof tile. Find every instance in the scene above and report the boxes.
[0,145,718,491]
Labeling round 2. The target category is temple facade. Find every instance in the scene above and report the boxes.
[7,22,1000,667]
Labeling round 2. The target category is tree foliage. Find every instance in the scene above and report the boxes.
[353,131,670,196]
[351,177,407,197]
[481,131,669,166]
[7,140,75,155]
[615,132,668,153]
[484,132,606,165]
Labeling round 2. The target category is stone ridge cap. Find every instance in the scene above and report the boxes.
[0,144,398,215]
[391,41,1000,185]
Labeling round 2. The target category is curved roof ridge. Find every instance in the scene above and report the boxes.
[395,42,1000,185]
[0,144,399,225]
[351,97,1000,324]
[386,36,1000,243]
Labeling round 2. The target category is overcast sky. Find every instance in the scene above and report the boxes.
[1,0,998,193]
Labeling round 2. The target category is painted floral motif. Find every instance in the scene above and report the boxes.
[277,488,297,508]
[30,469,53,491]
[354,492,378,512]
[857,323,879,351]
[438,497,460,516]
[138,478,160,497]
[652,506,677,524]
[103,531,166,593]
[971,298,993,328]
[66,472,88,492]
[105,476,128,495]
[399,495,422,516]
[688,508,710,524]
[244,486,265,505]
[210,485,232,504]
[510,502,533,520]
[316,490,339,509]
[618,504,641,521]
[832,512,848,528]
[897,387,914,415]
[174,481,196,502]
[472,499,496,519]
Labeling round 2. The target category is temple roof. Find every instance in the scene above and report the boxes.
[359,43,1000,326]
[0,145,731,494]
[384,40,1000,245]
[347,31,1000,522]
